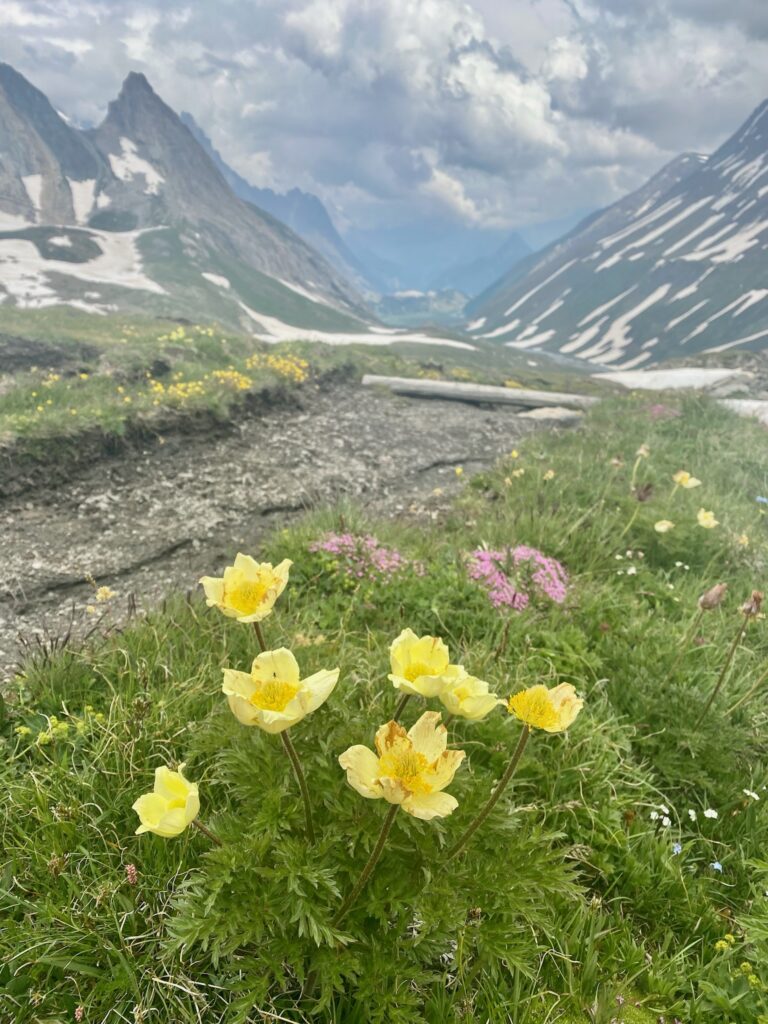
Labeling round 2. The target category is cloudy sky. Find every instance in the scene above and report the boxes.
[2,0,767,232]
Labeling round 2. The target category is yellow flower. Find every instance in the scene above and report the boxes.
[636,444,650,458]
[543,469,555,481]
[507,683,583,733]
[132,764,200,838]
[388,628,456,697]
[455,466,464,477]
[697,509,719,529]
[95,586,115,602]
[200,553,292,622]
[673,470,702,489]
[339,711,465,820]
[509,449,520,459]
[738,534,750,547]
[439,671,503,721]
[222,648,338,734]
[654,520,675,533]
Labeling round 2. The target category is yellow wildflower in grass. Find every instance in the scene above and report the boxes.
[95,586,115,602]
[132,764,199,838]
[697,508,719,529]
[509,449,520,459]
[439,671,503,721]
[507,683,583,733]
[673,470,702,489]
[455,466,464,477]
[200,553,292,623]
[339,711,465,819]
[543,469,555,481]
[512,467,525,478]
[388,628,457,697]
[738,533,750,547]
[654,520,675,533]
[636,444,650,458]
[222,647,338,733]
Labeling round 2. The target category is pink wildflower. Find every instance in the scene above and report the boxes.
[309,533,425,583]
[467,546,568,611]
[125,863,138,885]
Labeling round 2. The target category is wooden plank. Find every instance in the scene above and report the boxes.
[361,374,599,410]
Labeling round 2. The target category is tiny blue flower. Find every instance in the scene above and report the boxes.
[710,861,723,872]
[672,842,682,855]
[757,496,768,505]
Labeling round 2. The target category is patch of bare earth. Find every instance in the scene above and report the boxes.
[0,381,576,675]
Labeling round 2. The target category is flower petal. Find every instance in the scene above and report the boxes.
[154,765,191,801]
[199,576,225,607]
[407,710,447,760]
[222,668,256,701]
[339,745,383,798]
[298,668,339,713]
[374,719,408,756]
[251,648,300,684]
[402,790,459,820]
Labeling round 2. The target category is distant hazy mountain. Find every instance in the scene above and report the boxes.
[0,64,369,333]
[179,111,375,294]
[467,107,768,367]
[345,219,531,296]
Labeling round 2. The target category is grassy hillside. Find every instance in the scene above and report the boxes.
[2,393,767,1022]
[0,310,614,447]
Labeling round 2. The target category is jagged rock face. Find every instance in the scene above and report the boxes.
[468,103,768,367]
[180,111,375,296]
[0,65,369,327]
[0,63,104,226]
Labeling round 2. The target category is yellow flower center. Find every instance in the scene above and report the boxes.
[249,679,300,712]
[404,661,435,682]
[508,688,558,730]
[224,576,271,614]
[379,746,432,794]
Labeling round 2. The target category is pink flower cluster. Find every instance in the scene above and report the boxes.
[309,532,425,582]
[467,545,568,611]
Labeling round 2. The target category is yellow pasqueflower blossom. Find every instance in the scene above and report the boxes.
[738,534,750,547]
[132,764,199,838]
[697,509,719,529]
[339,711,465,820]
[673,470,702,489]
[512,467,525,478]
[96,585,116,602]
[388,628,457,698]
[543,469,555,481]
[222,647,338,733]
[507,683,583,733]
[200,553,292,622]
[439,670,503,721]
[636,444,650,458]
[654,520,675,533]
[455,466,464,477]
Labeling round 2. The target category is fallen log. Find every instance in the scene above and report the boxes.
[361,374,599,410]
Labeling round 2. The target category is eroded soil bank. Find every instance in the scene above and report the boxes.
[0,380,576,674]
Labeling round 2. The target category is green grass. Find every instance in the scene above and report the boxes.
[2,394,768,1022]
[0,310,614,446]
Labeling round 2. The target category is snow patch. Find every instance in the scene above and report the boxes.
[501,260,576,318]
[68,178,96,224]
[237,303,476,350]
[276,276,335,308]
[465,316,486,331]
[479,319,520,339]
[201,272,231,290]
[109,138,165,195]
[21,174,43,214]
[506,329,556,350]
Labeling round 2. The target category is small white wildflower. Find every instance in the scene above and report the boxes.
[615,554,624,561]
[704,808,718,819]
[626,566,638,576]
[650,810,659,821]
[617,569,625,576]
[675,561,684,568]
[660,805,670,815]
[667,583,675,590]
[626,550,634,558]
[688,809,697,821]
[743,789,760,801]
[661,816,672,828]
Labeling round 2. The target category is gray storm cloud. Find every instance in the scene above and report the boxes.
[0,0,766,229]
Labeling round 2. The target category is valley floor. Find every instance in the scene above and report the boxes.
[0,381,560,673]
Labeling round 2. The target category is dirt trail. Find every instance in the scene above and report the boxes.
[0,381,573,675]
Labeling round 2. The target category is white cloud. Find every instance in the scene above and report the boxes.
[1,0,766,231]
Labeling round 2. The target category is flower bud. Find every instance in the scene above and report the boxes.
[698,583,728,610]
[741,590,763,618]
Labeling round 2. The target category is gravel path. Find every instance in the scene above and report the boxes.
[0,382,571,675]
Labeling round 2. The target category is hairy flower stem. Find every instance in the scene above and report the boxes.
[280,731,315,843]
[253,621,268,653]
[192,818,223,847]
[443,726,531,862]
[392,693,411,722]
[694,615,749,728]
[333,804,399,926]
